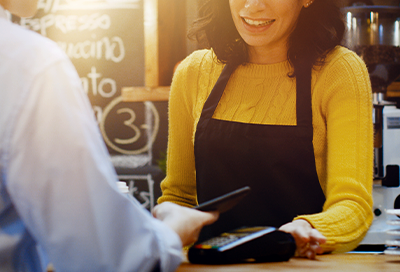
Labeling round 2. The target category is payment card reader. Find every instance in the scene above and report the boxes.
[188,226,296,264]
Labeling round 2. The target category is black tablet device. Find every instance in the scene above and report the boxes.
[193,186,251,213]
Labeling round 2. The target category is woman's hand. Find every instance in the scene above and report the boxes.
[279,219,326,259]
[152,202,219,246]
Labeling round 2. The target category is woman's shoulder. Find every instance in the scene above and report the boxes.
[171,49,224,109]
[313,46,371,100]
[176,49,223,74]
[173,49,224,87]
[187,48,216,63]
[316,45,369,83]
[323,46,367,71]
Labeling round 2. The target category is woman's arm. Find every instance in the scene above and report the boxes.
[157,53,202,207]
[295,49,374,253]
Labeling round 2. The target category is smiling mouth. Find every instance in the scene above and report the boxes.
[242,18,275,27]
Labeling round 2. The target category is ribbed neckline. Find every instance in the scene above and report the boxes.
[234,60,292,79]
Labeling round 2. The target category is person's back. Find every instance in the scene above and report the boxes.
[0,8,68,271]
[0,4,217,271]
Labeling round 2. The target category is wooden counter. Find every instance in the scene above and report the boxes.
[177,253,400,271]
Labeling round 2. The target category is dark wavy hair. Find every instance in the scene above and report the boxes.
[188,0,345,76]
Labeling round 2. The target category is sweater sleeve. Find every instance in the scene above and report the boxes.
[295,50,374,253]
[157,51,206,207]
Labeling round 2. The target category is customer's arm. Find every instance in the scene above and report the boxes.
[6,58,184,272]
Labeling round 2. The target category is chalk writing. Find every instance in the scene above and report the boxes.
[37,0,141,13]
[58,36,125,62]
[81,66,117,98]
[20,13,111,36]
[118,174,155,211]
[100,97,160,155]
[93,105,103,124]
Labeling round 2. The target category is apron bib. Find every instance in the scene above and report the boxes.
[194,63,326,240]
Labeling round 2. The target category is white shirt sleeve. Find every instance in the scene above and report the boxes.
[5,59,182,272]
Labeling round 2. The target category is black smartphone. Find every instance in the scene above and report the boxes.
[193,186,251,213]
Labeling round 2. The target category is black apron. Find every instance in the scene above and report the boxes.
[194,63,326,241]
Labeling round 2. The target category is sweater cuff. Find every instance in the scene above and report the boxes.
[293,214,365,253]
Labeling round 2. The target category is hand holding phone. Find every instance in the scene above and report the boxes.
[152,202,219,246]
[193,186,251,213]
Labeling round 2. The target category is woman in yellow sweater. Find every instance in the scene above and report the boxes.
[158,0,373,259]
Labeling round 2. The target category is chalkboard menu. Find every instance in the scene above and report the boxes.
[13,0,168,210]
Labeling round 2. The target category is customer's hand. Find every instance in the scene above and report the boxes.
[152,202,219,246]
[279,219,326,259]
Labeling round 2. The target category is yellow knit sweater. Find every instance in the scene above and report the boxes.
[158,46,374,253]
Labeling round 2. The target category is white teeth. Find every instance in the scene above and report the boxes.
[243,18,275,26]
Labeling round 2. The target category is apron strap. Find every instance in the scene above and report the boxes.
[197,64,237,130]
[295,62,313,135]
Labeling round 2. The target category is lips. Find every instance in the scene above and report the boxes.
[242,17,275,27]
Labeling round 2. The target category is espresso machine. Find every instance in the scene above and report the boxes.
[342,5,400,247]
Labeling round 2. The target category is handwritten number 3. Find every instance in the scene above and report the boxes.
[115,108,141,145]
[100,96,160,155]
